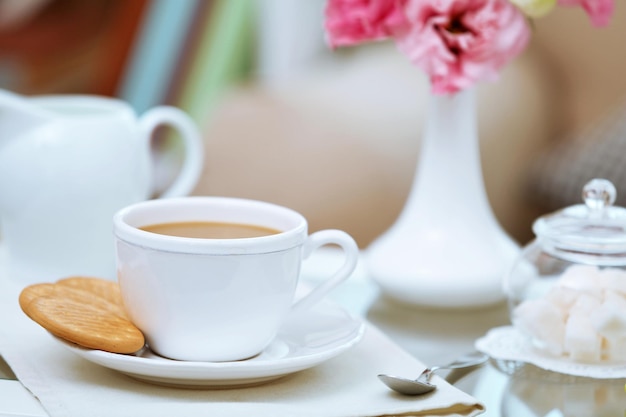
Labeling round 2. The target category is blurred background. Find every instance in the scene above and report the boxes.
[1,0,625,248]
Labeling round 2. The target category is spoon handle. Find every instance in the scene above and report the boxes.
[445,364,483,385]
[420,353,488,382]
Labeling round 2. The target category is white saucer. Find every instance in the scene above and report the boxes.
[53,301,365,388]
[476,326,626,379]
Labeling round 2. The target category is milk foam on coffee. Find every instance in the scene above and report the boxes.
[513,265,626,362]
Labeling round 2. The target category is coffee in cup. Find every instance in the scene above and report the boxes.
[113,196,359,362]
[139,221,280,239]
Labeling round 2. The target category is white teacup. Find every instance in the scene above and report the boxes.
[113,196,359,362]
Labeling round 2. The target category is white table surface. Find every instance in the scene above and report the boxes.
[2,248,621,417]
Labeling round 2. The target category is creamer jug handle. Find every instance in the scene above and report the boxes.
[139,106,204,198]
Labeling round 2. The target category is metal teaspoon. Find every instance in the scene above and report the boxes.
[378,351,489,395]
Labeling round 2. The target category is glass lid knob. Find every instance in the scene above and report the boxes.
[582,178,616,212]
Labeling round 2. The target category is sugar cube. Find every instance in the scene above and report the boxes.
[546,286,580,316]
[565,313,602,362]
[599,268,626,297]
[590,298,626,338]
[514,298,565,355]
[558,265,603,299]
[569,293,602,317]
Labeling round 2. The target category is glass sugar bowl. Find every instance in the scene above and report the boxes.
[504,178,626,363]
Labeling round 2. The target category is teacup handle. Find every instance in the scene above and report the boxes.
[139,106,204,198]
[291,230,359,313]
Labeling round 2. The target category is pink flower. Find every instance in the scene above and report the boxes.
[396,0,531,94]
[324,0,410,47]
[557,0,614,26]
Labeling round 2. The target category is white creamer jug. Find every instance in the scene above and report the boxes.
[0,90,204,284]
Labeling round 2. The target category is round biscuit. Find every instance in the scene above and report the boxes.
[27,296,145,354]
[19,283,56,311]
[56,276,124,307]
[20,283,125,319]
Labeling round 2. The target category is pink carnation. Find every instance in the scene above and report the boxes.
[324,0,410,47]
[396,0,531,94]
[324,0,531,94]
[558,0,614,27]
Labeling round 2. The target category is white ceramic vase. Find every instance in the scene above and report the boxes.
[365,88,519,309]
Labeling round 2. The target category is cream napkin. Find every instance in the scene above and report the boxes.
[0,279,484,417]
